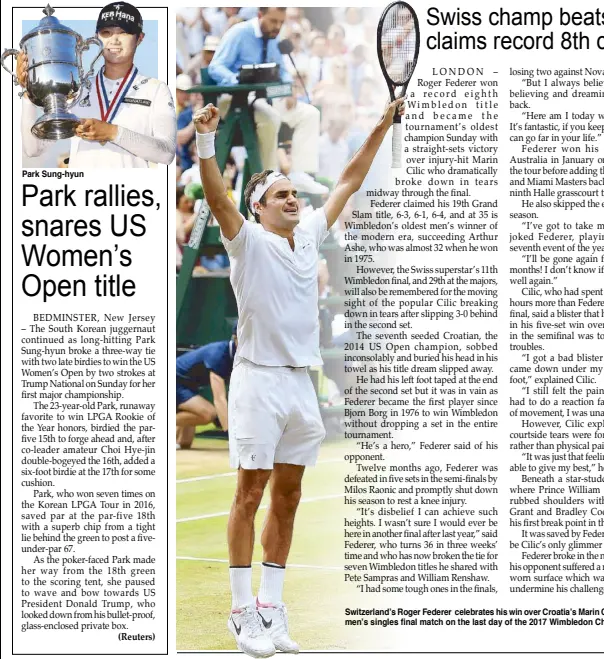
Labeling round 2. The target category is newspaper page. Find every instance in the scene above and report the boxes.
[3,1,603,658]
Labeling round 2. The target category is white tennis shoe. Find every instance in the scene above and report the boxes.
[228,604,276,658]
[256,600,300,654]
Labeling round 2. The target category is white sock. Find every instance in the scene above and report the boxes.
[230,566,254,610]
[258,562,286,605]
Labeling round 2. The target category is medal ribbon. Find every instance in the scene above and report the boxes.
[96,65,138,124]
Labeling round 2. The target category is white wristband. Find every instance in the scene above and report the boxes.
[196,131,216,159]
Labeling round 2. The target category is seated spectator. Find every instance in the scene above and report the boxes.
[176,75,204,171]
[176,328,237,448]
[342,8,365,48]
[179,144,200,187]
[357,76,382,109]
[176,8,210,73]
[348,44,374,103]
[321,90,355,131]
[326,23,347,56]
[284,7,312,36]
[176,186,196,271]
[281,28,310,78]
[175,73,193,117]
[186,35,220,83]
[318,119,349,185]
[205,7,241,36]
[312,56,353,115]
[307,33,331,93]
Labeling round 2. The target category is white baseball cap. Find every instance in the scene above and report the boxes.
[175,73,193,90]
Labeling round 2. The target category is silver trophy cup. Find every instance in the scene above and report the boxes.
[1,5,103,139]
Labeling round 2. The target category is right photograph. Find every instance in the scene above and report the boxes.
[175,6,387,653]
[175,3,604,656]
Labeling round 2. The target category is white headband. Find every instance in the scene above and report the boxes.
[248,172,287,215]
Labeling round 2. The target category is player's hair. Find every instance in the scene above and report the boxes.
[258,7,287,14]
[244,169,275,222]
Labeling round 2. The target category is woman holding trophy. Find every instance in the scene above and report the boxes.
[14,3,176,168]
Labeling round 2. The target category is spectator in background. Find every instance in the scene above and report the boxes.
[175,73,193,116]
[176,8,209,71]
[179,144,200,186]
[322,91,355,131]
[176,186,196,272]
[307,34,330,92]
[206,7,243,36]
[313,55,354,122]
[281,28,310,78]
[284,7,312,36]
[185,35,220,83]
[318,118,349,184]
[356,77,381,109]
[328,55,352,93]
[177,75,204,172]
[342,8,365,48]
[348,44,374,103]
[326,24,347,56]
[276,74,312,176]
[209,7,325,194]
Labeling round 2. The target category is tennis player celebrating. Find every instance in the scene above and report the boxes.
[19,2,176,167]
[194,98,404,658]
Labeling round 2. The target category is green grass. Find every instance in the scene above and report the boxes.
[176,437,352,651]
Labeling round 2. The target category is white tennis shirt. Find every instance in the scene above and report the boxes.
[21,71,176,168]
[222,208,329,367]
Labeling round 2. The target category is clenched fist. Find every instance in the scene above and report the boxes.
[75,118,118,143]
[382,97,406,124]
[193,104,220,134]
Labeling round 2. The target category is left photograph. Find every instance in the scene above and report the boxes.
[2,2,175,168]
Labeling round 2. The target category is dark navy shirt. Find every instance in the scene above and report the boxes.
[176,340,236,388]
[177,105,194,171]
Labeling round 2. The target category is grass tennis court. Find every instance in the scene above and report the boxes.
[176,437,352,651]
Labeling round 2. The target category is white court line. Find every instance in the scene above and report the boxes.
[176,493,343,523]
[176,556,343,571]
[177,471,235,484]
[176,458,345,484]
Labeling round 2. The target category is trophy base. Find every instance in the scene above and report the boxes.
[32,111,80,140]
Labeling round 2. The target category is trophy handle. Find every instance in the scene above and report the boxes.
[0,48,20,86]
[74,36,104,106]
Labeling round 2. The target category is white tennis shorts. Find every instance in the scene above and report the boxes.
[228,358,326,470]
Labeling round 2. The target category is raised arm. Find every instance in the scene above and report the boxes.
[194,104,243,241]
[323,98,405,229]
